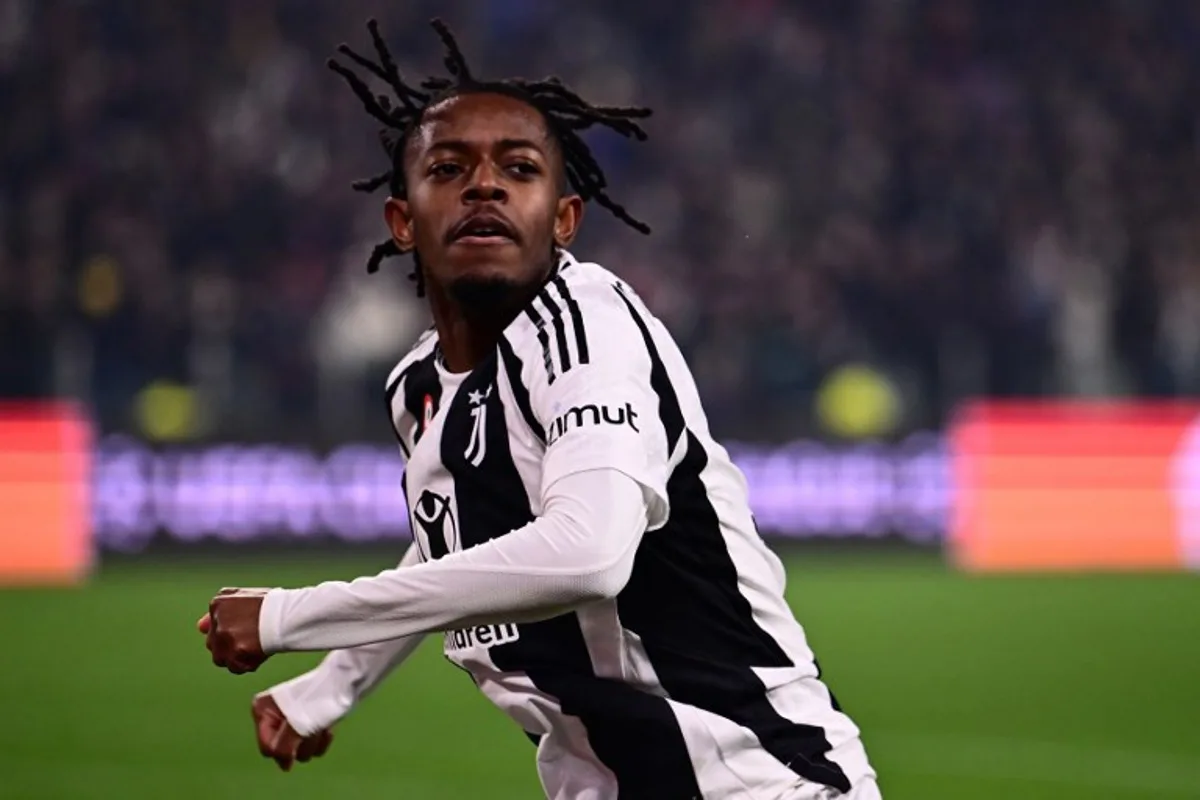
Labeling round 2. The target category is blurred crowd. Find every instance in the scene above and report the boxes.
[2,0,1199,443]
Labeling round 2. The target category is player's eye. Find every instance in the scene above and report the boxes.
[506,161,541,177]
[428,162,463,178]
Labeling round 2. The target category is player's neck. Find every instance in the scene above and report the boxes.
[426,281,541,373]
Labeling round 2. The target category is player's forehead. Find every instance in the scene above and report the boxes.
[410,92,556,155]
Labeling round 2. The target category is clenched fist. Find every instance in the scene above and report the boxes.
[198,587,271,674]
[252,693,334,772]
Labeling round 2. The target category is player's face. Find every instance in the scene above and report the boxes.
[386,92,583,307]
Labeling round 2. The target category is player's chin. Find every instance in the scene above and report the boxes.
[444,246,534,300]
[445,269,527,310]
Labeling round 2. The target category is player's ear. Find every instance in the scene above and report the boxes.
[384,197,415,253]
[553,195,584,249]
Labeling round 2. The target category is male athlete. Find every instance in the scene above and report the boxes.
[198,19,879,799]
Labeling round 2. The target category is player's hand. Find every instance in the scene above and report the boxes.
[197,587,270,674]
[252,693,334,772]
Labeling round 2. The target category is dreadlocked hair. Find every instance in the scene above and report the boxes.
[328,18,652,296]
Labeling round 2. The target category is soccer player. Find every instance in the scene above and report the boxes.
[199,19,880,799]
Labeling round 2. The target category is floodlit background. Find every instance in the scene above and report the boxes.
[2,1,1199,798]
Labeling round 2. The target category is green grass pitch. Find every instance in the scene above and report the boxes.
[2,549,1198,799]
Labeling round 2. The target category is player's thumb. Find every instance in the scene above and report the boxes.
[256,708,287,756]
[269,718,299,772]
[197,613,212,634]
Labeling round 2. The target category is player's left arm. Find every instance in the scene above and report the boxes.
[210,296,670,658]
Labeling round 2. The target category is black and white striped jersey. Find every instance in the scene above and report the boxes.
[383,252,875,799]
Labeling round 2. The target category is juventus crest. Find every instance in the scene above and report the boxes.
[464,384,492,466]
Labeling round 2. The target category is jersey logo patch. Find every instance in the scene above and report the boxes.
[444,622,521,652]
[464,384,492,466]
[412,489,458,560]
[546,401,641,445]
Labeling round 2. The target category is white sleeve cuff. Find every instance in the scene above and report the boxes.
[264,670,353,737]
[258,588,292,655]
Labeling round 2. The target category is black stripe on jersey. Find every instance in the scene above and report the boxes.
[439,354,536,549]
[526,672,704,800]
[627,435,852,792]
[612,283,684,448]
[439,353,701,797]
[536,287,572,373]
[613,286,852,793]
[399,348,442,446]
[384,371,410,459]
[524,304,558,384]
[551,275,590,366]
[497,335,545,443]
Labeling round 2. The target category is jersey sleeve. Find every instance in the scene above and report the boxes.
[523,284,671,531]
[257,469,649,651]
[266,544,426,735]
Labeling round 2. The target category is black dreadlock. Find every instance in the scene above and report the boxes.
[328,18,652,296]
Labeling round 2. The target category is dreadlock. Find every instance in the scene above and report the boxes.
[328,18,652,296]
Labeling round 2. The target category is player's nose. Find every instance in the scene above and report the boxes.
[461,162,508,204]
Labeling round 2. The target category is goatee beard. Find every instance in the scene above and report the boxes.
[447,274,529,313]
[446,252,557,315]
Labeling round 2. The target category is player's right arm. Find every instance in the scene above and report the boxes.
[243,287,670,652]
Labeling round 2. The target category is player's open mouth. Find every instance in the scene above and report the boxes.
[454,235,515,246]
[450,213,518,246]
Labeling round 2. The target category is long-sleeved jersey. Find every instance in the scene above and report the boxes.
[261,252,876,799]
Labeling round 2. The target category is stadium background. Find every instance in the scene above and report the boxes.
[2,1,1198,798]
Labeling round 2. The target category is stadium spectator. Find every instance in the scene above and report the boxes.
[3,0,1198,442]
